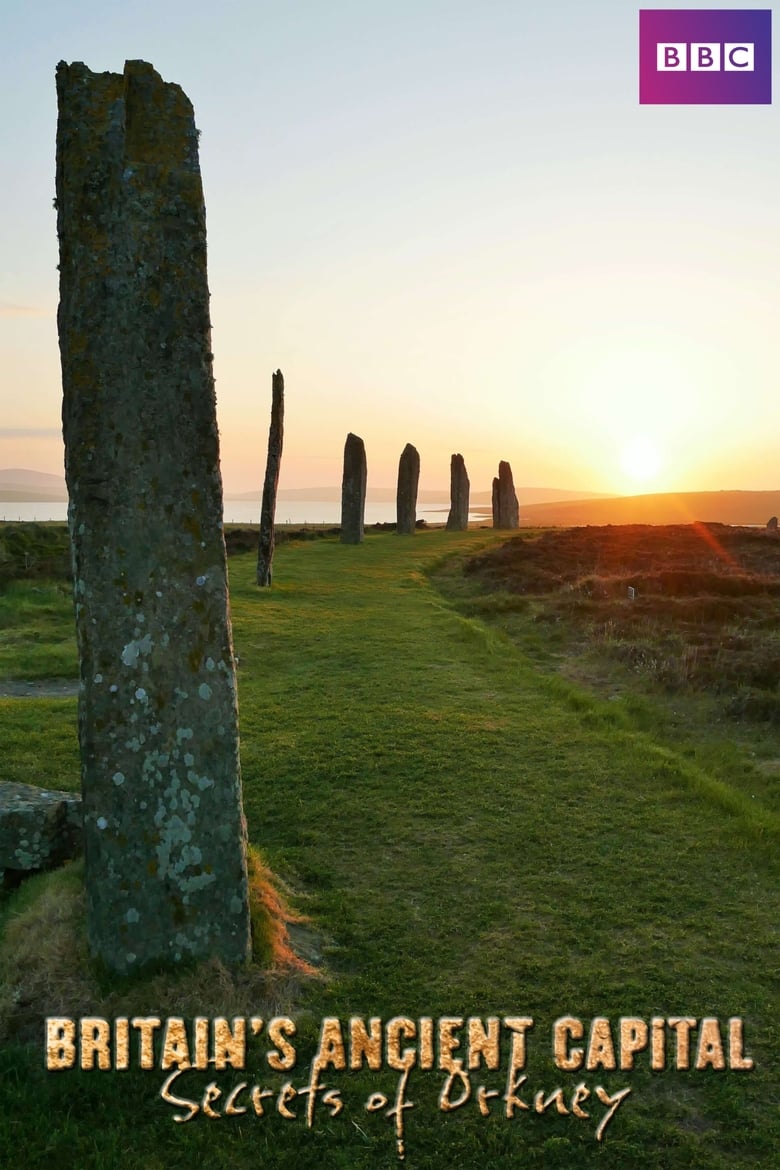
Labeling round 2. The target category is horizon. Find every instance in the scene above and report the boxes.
[2,4,780,496]
[4,464,780,507]
[0,464,612,505]
[4,463,780,510]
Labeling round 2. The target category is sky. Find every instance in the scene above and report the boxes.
[1,1,779,497]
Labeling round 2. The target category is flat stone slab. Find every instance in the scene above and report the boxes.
[0,780,82,875]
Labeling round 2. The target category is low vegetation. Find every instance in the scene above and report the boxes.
[0,522,71,587]
[1,525,777,1168]
[432,523,780,821]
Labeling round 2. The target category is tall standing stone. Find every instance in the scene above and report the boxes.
[341,433,367,543]
[257,369,284,586]
[396,443,420,535]
[492,460,520,529]
[56,60,251,973]
[445,453,470,531]
[491,477,500,526]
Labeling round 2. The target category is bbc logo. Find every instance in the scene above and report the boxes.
[639,10,771,104]
[657,42,755,72]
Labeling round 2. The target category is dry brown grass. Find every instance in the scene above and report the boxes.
[246,848,320,977]
[0,849,323,1046]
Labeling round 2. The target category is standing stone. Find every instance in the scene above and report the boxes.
[257,370,285,586]
[445,453,470,531]
[396,443,420,535]
[492,460,520,529]
[56,60,251,973]
[341,433,367,543]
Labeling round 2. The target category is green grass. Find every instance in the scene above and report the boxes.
[0,698,79,789]
[0,577,80,792]
[0,580,77,679]
[1,529,778,1169]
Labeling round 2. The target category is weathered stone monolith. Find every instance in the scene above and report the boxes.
[445,453,470,531]
[492,460,520,529]
[396,443,420,535]
[56,60,251,973]
[257,370,284,586]
[341,433,367,543]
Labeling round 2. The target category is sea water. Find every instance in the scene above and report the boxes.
[1,500,489,526]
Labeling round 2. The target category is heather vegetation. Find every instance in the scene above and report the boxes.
[433,523,780,818]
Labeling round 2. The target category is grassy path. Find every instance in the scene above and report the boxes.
[1,530,778,1168]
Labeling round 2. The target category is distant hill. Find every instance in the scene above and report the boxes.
[5,469,777,526]
[473,486,614,506]
[0,469,65,487]
[509,490,780,528]
[0,469,67,501]
[228,485,614,505]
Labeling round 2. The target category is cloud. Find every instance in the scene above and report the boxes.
[0,428,62,439]
[0,301,54,318]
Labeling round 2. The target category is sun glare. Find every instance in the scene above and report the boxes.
[620,437,663,485]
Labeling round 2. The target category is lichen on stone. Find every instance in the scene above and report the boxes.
[56,58,251,974]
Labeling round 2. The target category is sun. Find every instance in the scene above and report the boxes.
[619,437,663,486]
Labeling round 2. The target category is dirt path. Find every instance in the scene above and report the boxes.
[0,679,79,698]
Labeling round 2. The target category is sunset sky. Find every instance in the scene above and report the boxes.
[1,1,778,498]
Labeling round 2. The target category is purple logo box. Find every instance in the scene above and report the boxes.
[640,9,772,103]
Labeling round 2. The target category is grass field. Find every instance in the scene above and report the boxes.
[1,527,778,1169]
